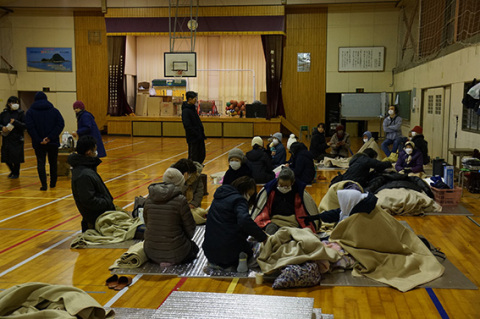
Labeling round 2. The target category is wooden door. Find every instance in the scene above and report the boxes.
[422,87,445,159]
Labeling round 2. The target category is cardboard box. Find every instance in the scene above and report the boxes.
[135,93,148,116]
[147,96,162,116]
[161,102,175,116]
[138,81,150,93]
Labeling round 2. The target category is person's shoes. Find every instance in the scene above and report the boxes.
[40,185,47,191]
[50,183,56,188]
[237,252,248,273]
[7,172,13,178]
[9,175,19,179]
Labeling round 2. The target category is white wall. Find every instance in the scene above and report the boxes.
[394,43,480,162]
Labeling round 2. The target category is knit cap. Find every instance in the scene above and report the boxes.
[363,131,372,139]
[411,126,423,134]
[163,168,185,187]
[228,148,245,162]
[405,141,415,148]
[273,132,282,141]
[73,101,85,110]
[287,134,297,150]
[251,136,263,147]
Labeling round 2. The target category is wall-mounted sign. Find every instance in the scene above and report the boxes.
[26,47,72,72]
[338,47,385,72]
[297,53,310,72]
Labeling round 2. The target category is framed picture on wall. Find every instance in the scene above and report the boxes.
[26,47,72,72]
[338,47,385,72]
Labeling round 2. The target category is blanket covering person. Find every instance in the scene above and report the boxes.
[0,282,114,318]
[375,188,442,216]
[357,131,382,160]
[318,180,363,212]
[109,241,148,269]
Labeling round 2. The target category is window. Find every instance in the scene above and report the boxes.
[428,95,434,114]
[462,81,480,133]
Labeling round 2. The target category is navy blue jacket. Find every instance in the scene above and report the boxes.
[289,143,316,184]
[25,92,65,149]
[222,162,252,185]
[309,130,329,160]
[246,146,275,184]
[203,185,267,268]
[181,102,205,144]
[271,142,286,167]
[76,110,106,158]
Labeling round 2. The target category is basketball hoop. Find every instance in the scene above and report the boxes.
[174,70,183,83]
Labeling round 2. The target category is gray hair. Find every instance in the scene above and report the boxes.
[278,167,295,183]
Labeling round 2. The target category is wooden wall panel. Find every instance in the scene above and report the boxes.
[74,12,109,130]
[132,121,162,136]
[282,7,327,132]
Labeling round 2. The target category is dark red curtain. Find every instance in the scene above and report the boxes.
[261,35,285,120]
[108,36,133,116]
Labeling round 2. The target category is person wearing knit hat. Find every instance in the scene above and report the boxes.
[286,134,297,150]
[163,167,185,187]
[395,140,424,175]
[247,136,275,184]
[25,91,65,190]
[410,125,430,164]
[251,136,263,148]
[72,101,106,158]
[356,130,383,161]
[223,148,252,185]
[411,126,422,135]
[269,132,286,167]
[327,124,351,158]
[310,123,329,161]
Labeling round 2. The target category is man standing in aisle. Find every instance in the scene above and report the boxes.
[181,91,206,164]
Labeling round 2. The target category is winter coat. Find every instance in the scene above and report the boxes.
[329,132,351,158]
[246,146,275,184]
[203,184,267,268]
[0,108,26,164]
[68,153,115,232]
[251,179,320,232]
[289,143,316,184]
[181,102,205,144]
[182,161,205,208]
[143,182,197,264]
[411,135,429,165]
[222,162,252,185]
[332,153,392,187]
[309,130,329,160]
[76,110,106,158]
[364,172,434,198]
[271,142,286,167]
[25,93,65,149]
[383,115,403,141]
[395,149,424,173]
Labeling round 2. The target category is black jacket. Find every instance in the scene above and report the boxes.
[181,102,205,144]
[68,153,115,232]
[332,153,392,187]
[289,142,316,184]
[364,172,434,198]
[411,135,430,165]
[246,146,275,184]
[222,163,252,185]
[203,185,267,268]
[309,130,329,160]
[0,108,26,164]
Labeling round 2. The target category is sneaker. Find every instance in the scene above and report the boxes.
[237,252,248,273]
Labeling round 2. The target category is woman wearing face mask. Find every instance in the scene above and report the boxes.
[356,131,383,160]
[251,167,320,235]
[395,141,424,175]
[328,124,351,158]
[203,176,267,271]
[269,132,286,167]
[222,148,252,185]
[72,101,106,158]
[0,96,26,179]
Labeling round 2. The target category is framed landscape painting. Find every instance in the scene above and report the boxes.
[26,47,72,72]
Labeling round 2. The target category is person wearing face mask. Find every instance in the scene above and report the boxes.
[143,167,198,265]
[410,126,430,165]
[251,167,320,235]
[203,176,267,271]
[328,124,351,158]
[309,123,329,161]
[246,136,275,184]
[356,131,383,161]
[269,132,286,167]
[0,96,26,179]
[222,148,252,185]
[68,135,115,232]
[395,141,424,175]
[381,105,403,157]
[71,101,106,158]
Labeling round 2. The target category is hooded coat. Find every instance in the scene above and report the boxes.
[333,153,392,187]
[76,110,106,158]
[271,142,286,167]
[222,162,252,185]
[289,142,316,184]
[395,149,424,173]
[68,153,115,232]
[181,101,205,144]
[246,146,275,184]
[144,182,197,264]
[0,108,26,164]
[309,129,329,160]
[25,92,65,149]
[203,184,267,268]
[411,134,429,165]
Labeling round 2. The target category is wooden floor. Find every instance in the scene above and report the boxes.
[1,135,479,318]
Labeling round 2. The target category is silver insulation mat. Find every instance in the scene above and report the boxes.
[84,239,141,249]
[155,291,315,319]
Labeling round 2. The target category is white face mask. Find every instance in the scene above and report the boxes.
[363,138,368,143]
[230,161,241,170]
[271,139,279,146]
[388,109,394,115]
[405,148,413,155]
[411,132,416,137]
[277,186,292,194]
[11,103,19,110]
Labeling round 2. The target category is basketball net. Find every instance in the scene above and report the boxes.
[174,70,183,84]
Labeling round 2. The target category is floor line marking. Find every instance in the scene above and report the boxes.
[103,274,143,308]
[226,277,239,294]
[0,228,78,232]
[157,277,188,308]
[203,143,245,165]
[425,287,449,319]
[467,216,480,227]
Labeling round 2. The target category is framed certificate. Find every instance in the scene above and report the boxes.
[338,47,385,72]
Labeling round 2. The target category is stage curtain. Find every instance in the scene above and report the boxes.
[108,36,133,116]
[135,35,266,113]
[261,35,285,120]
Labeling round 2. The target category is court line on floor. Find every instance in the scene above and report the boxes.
[156,277,188,308]
[103,274,143,308]
[203,142,245,166]
[0,227,78,232]
[226,278,239,293]
[0,181,41,195]
[425,287,449,319]
[0,165,37,176]
[105,141,145,152]
[467,216,480,227]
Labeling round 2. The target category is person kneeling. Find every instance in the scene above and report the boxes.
[68,135,115,232]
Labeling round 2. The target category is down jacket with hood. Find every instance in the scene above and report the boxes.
[246,146,275,184]
[288,142,316,184]
[76,110,106,158]
[144,182,197,264]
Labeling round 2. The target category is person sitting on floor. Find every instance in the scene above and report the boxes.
[203,176,268,271]
[222,148,252,185]
[269,132,286,167]
[330,148,392,188]
[251,167,320,235]
[395,141,424,175]
[246,136,275,184]
[410,126,430,165]
[356,131,382,160]
[143,168,198,265]
[68,135,115,232]
[288,142,316,184]
[328,125,351,158]
[309,122,330,162]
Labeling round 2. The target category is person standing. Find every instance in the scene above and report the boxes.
[71,101,106,158]
[0,96,26,179]
[381,105,403,157]
[25,92,65,190]
[181,91,206,164]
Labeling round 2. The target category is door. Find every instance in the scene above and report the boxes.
[422,88,445,159]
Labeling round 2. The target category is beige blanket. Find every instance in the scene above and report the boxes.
[0,282,114,319]
[376,188,442,216]
[330,207,445,292]
[321,157,350,168]
[109,241,148,269]
[318,180,363,212]
[257,227,342,274]
[357,138,383,160]
[70,211,142,248]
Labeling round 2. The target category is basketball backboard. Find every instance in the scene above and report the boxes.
[164,52,197,77]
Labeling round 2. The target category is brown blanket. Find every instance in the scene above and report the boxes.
[376,188,442,216]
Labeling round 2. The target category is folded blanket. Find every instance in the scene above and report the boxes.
[322,157,350,168]
[0,282,114,319]
[257,227,342,275]
[70,211,143,248]
[109,241,148,269]
[376,188,442,216]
